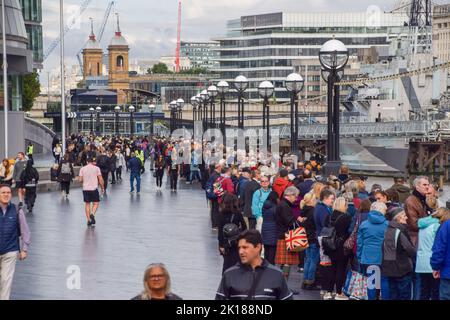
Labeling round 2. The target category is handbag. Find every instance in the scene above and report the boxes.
[285,222,309,253]
[344,214,361,255]
[346,270,368,300]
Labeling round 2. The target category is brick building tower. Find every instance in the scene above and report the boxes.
[82,19,103,79]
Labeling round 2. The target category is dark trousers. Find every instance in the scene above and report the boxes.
[246,217,257,230]
[222,247,240,274]
[170,171,178,190]
[419,273,440,300]
[441,278,450,300]
[211,200,220,228]
[116,166,122,180]
[264,245,277,265]
[388,274,412,300]
[60,181,70,195]
[111,170,116,183]
[156,170,164,187]
[101,171,109,190]
[322,258,349,294]
[25,187,37,209]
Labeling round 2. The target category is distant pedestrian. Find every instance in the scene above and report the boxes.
[131,263,182,300]
[20,160,39,214]
[115,147,125,182]
[0,184,31,300]
[155,154,165,190]
[78,154,105,227]
[53,143,62,164]
[12,152,28,208]
[57,153,75,199]
[128,152,142,194]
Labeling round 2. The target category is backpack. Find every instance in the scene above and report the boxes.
[205,176,218,200]
[61,163,71,175]
[213,176,225,198]
[320,215,344,256]
[223,214,242,248]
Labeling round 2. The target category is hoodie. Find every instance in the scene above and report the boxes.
[272,177,292,199]
[416,216,440,273]
[357,211,389,265]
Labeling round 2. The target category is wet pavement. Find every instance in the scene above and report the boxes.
[10,162,319,300]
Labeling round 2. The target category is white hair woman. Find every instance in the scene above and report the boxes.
[131,263,182,300]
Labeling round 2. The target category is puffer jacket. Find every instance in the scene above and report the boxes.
[416,216,440,273]
[261,200,278,246]
[275,198,296,240]
[251,188,271,219]
[357,210,389,265]
[299,205,318,245]
[382,221,416,278]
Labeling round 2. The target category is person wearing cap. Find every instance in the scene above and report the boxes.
[272,169,293,199]
[382,208,416,300]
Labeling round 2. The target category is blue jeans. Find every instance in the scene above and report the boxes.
[303,243,320,282]
[362,264,390,300]
[190,170,201,182]
[440,278,450,300]
[388,274,412,300]
[130,173,141,192]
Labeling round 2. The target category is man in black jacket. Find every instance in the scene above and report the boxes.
[216,230,293,300]
[96,150,111,193]
[242,170,261,230]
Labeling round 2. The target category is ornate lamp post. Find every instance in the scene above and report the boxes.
[149,103,156,138]
[319,39,349,175]
[207,85,218,128]
[169,100,177,132]
[200,89,209,129]
[191,96,198,122]
[177,98,185,129]
[114,106,121,137]
[285,73,305,155]
[258,81,275,150]
[196,93,204,129]
[89,107,95,134]
[233,75,248,129]
[95,106,102,136]
[217,80,229,141]
[129,105,135,137]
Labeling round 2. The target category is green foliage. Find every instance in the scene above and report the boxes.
[149,63,172,74]
[179,67,209,75]
[22,71,41,112]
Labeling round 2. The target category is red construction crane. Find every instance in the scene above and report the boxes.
[175,0,182,73]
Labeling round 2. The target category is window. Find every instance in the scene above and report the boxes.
[117,56,124,69]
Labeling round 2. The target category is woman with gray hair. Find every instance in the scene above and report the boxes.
[132,263,182,300]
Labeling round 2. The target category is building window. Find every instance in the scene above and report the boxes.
[117,56,124,69]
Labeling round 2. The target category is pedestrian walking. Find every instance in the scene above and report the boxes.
[216,230,293,300]
[57,154,75,198]
[115,147,125,182]
[19,160,39,214]
[12,152,28,208]
[128,152,142,194]
[53,143,62,164]
[0,184,31,300]
[155,154,165,190]
[169,157,179,192]
[78,154,105,227]
[131,263,182,300]
[96,149,111,193]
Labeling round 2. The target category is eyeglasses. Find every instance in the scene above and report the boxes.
[149,275,165,280]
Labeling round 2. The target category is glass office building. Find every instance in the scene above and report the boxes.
[180,41,220,70]
[213,12,409,101]
[19,0,43,69]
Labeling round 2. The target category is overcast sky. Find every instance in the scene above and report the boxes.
[41,0,398,81]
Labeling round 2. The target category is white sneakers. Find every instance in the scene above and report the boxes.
[323,292,333,300]
[334,293,349,300]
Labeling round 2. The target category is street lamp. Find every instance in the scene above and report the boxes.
[217,80,229,141]
[95,106,102,136]
[191,96,198,122]
[258,81,275,150]
[169,100,177,132]
[177,98,185,129]
[149,104,156,138]
[129,105,135,137]
[114,106,121,137]
[207,85,218,128]
[285,73,304,155]
[319,39,349,175]
[200,89,209,129]
[233,75,248,129]
[89,107,95,134]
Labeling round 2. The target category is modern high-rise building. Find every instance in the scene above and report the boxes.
[19,0,43,69]
[180,41,220,70]
[433,4,450,63]
[213,12,409,101]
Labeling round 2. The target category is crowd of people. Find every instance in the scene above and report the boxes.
[1,132,450,301]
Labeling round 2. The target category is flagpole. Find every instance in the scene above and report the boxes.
[2,0,8,158]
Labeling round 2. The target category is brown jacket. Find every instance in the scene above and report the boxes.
[404,193,427,246]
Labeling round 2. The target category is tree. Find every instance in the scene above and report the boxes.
[150,63,172,74]
[22,71,41,112]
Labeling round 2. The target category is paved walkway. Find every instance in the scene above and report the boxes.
[10,162,319,300]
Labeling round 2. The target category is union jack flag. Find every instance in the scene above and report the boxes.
[285,227,309,252]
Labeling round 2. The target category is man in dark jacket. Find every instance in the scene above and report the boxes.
[405,176,431,246]
[96,150,112,193]
[242,170,261,230]
[208,164,222,229]
[128,152,142,194]
[314,189,335,236]
[390,177,411,204]
[296,169,314,197]
[216,230,293,300]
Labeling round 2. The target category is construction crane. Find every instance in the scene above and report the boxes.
[409,0,433,57]
[175,0,182,73]
[76,1,116,74]
[43,0,93,61]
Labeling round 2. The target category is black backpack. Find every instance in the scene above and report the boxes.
[223,214,242,248]
[320,214,344,255]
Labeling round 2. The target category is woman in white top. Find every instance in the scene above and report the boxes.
[115,148,126,181]
[53,143,62,164]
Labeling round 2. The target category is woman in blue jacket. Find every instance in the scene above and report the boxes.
[431,214,450,300]
[261,191,279,265]
[416,208,449,300]
[357,201,389,300]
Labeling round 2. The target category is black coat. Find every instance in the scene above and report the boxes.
[57,160,75,182]
[299,205,318,245]
[218,210,247,248]
[243,180,260,218]
[96,155,111,174]
[275,198,297,240]
[324,210,352,261]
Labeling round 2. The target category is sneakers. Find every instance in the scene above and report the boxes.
[334,293,349,300]
[323,292,333,300]
[87,220,92,227]
[90,214,96,225]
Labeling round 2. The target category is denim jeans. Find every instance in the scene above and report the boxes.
[130,173,141,192]
[388,274,412,300]
[440,278,450,300]
[303,243,320,282]
[190,170,201,183]
[361,264,390,300]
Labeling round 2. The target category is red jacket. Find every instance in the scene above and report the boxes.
[272,177,293,199]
